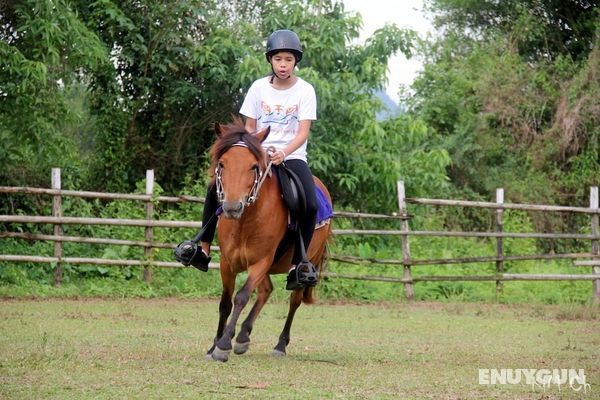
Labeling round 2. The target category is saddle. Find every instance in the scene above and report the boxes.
[275,163,306,227]
[272,164,306,263]
[273,163,319,289]
[274,163,333,230]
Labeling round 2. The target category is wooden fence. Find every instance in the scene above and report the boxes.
[1,168,599,302]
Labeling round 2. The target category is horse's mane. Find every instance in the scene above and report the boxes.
[209,117,266,178]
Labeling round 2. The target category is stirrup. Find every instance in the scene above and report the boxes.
[175,240,211,272]
[285,261,318,290]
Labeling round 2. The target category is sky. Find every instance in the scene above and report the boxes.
[342,0,434,103]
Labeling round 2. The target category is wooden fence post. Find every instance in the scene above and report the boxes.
[590,186,600,303]
[495,188,504,297]
[143,169,154,283]
[397,181,414,300]
[52,168,63,286]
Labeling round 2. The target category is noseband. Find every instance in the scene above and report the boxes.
[215,142,273,207]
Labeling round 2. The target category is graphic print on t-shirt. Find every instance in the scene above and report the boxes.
[260,101,298,126]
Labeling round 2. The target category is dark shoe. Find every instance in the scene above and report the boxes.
[285,261,318,290]
[174,240,211,272]
[190,248,211,272]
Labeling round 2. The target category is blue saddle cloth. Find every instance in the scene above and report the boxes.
[315,186,333,224]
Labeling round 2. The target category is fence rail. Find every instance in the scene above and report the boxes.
[407,197,599,214]
[1,168,599,302]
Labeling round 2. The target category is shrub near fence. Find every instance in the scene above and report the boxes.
[0,168,599,302]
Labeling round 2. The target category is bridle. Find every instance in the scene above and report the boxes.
[215,142,274,207]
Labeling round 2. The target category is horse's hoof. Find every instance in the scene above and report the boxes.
[211,346,230,362]
[271,349,286,357]
[233,341,250,355]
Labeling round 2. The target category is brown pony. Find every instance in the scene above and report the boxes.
[206,119,332,362]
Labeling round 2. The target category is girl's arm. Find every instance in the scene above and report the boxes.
[271,120,311,165]
[245,117,257,133]
[283,120,311,156]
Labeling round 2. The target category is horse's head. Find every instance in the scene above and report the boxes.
[211,119,270,219]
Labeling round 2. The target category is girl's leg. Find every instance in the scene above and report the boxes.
[199,183,219,249]
[284,160,318,289]
[192,183,219,269]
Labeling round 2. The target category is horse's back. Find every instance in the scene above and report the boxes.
[313,176,332,204]
[308,175,332,260]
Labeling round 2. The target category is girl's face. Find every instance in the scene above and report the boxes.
[270,51,296,79]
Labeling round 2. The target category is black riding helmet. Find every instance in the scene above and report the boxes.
[265,29,303,63]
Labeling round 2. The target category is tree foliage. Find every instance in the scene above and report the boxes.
[2,0,445,214]
[4,0,597,220]
[80,0,268,191]
[410,0,599,197]
[403,0,599,240]
[0,0,107,189]
[427,0,599,62]
[3,0,600,300]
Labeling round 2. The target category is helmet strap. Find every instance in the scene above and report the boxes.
[270,70,293,84]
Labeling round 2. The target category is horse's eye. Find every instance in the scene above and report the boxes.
[251,164,259,172]
[218,161,224,169]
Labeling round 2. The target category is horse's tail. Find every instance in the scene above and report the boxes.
[302,287,316,305]
[302,222,332,305]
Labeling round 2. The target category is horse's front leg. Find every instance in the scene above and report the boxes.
[212,263,269,362]
[234,276,274,355]
[206,268,235,359]
[272,288,304,356]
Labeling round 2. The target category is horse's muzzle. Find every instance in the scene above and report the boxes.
[222,200,244,219]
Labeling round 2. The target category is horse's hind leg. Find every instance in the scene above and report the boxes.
[272,288,303,357]
[206,271,235,359]
[234,276,273,355]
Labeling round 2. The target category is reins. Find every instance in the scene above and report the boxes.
[256,159,274,199]
[245,157,273,205]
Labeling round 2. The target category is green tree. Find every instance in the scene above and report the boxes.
[80,0,269,192]
[81,0,432,210]
[427,0,599,61]
[2,0,449,214]
[404,0,599,241]
[409,0,599,199]
[0,0,107,191]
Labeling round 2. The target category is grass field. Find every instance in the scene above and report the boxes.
[0,298,598,399]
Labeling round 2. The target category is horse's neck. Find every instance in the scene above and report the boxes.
[242,176,284,227]
[251,175,282,217]
[220,176,285,248]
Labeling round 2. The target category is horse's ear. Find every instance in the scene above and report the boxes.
[253,126,270,143]
[214,122,223,137]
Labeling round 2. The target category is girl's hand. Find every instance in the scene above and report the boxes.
[270,149,286,165]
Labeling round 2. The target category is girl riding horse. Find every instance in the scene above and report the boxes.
[197,120,332,361]
[191,29,319,290]
[174,30,332,361]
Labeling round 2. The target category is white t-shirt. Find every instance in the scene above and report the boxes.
[240,76,317,162]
